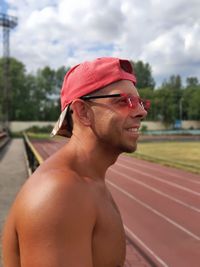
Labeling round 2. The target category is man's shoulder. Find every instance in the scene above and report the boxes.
[14,168,97,230]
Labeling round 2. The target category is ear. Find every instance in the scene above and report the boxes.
[71,99,92,126]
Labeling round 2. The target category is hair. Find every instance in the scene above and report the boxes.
[66,105,73,134]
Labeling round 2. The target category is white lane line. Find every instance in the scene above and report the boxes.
[109,168,200,213]
[120,156,200,184]
[116,162,200,196]
[124,224,169,267]
[107,180,200,241]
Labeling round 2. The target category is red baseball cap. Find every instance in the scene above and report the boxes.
[51,57,137,137]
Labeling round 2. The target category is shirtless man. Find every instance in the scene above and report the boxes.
[2,57,149,267]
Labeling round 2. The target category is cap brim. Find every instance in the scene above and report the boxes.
[51,106,72,138]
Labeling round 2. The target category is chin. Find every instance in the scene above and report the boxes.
[119,143,137,154]
[124,146,137,153]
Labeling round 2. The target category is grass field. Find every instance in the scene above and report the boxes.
[25,132,51,139]
[131,141,200,174]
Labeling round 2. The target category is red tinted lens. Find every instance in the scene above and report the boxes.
[122,95,150,110]
[143,99,151,110]
[128,96,139,108]
[131,97,151,110]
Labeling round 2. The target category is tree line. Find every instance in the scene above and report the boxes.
[0,57,199,125]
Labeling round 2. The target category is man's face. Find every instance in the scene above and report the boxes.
[88,80,148,153]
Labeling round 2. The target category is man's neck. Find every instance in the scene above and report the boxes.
[65,135,120,181]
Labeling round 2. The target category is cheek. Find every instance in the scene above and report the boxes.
[93,110,116,133]
[92,107,128,136]
[102,111,126,134]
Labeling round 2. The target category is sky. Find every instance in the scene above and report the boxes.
[0,0,200,87]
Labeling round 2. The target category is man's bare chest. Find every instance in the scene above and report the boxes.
[92,187,126,267]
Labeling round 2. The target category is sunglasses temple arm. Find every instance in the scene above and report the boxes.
[81,94,121,100]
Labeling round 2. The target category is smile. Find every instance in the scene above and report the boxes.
[127,127,139,132]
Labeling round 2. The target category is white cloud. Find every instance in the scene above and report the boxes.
[1,0,200,86]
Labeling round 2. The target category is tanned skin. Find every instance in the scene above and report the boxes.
[2,80,147,267]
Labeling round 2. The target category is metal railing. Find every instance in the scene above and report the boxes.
[23,133,43,173]
[0,130,10,150]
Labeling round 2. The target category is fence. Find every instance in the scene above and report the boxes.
[23,134,43,173]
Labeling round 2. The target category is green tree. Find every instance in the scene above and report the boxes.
[154,88,175,124]
[182,86,200,120]
[55,66,68,93]
[131,60,155,89]
[161,75,183,122]
[188,88,200,119]
[0,59,68,122]
[0,57,28,121]
[23,74,41,120]
[162,75,182,90]
[53,66,69,119]
[183,76,200,120]
[34,65,69,121]
[186,77,199,88]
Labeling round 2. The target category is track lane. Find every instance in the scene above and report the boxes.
[113,163,200,209]
[107,169,200,237]
[124,225,168,267]
[109,168,199,213]
[116,162,200,195]
[120,155,200,183]
[107,181,200,267]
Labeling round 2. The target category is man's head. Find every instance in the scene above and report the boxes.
[51,57,149,152]
[51,57,137,137]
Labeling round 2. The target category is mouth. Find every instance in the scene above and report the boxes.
[127,128,139,132]
[126,126,140,134]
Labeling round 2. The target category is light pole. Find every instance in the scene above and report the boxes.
[0,13,18,130]
[179,97,183,129]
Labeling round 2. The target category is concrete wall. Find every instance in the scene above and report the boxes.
[181,120,200,129]
[9,121,55,132]
[142,121,200,130]
[141,121,171,130]
[9,120,200,132]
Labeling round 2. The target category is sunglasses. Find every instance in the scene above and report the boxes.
[81,93,150,111]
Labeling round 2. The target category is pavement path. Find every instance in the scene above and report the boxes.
[0,139,28,266]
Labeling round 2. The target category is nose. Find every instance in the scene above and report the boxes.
[129,103,148,120]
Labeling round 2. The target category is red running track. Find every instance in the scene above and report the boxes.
[29,138,200,267]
